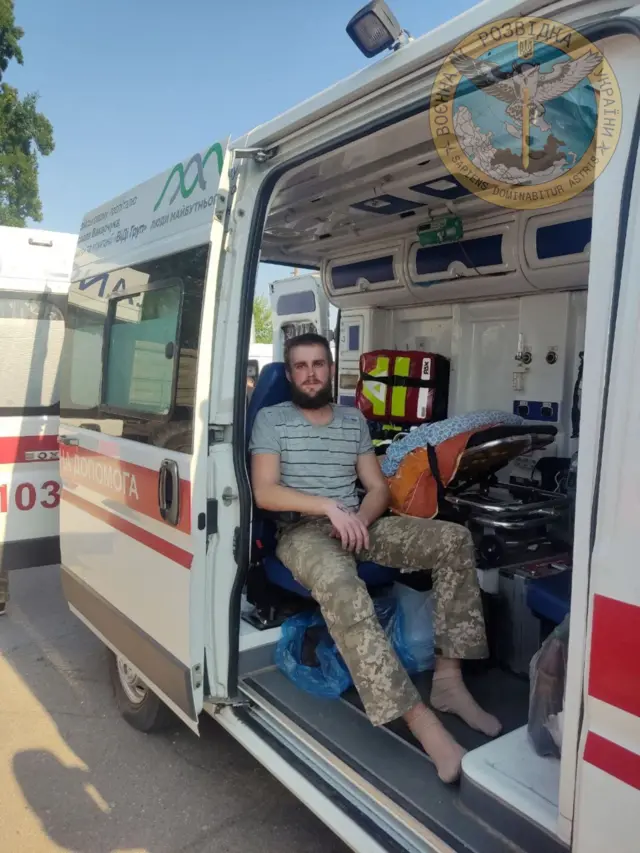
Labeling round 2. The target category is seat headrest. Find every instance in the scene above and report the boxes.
[246,362,291,442]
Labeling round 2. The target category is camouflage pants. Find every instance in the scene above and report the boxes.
[276,516,488,726]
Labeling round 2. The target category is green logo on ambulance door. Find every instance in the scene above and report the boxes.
[153,142,224,211]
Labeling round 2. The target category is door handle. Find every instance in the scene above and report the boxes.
[59,436,80,446]
[158,459,180,526]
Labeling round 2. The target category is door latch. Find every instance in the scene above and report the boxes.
[222,486,238,507]
[209,425,226,443]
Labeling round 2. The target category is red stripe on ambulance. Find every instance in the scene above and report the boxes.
[62,489,193,569]
[584,732,640,791]
[60,445,191,534]
[584,594,640,790]
[588,594,640,718]
[0,435,59,464]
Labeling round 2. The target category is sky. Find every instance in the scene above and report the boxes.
[10,0,479,296]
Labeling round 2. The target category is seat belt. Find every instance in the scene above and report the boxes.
[425,443,447,510]
[571,351,584,439]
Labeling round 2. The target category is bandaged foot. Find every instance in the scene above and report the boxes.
[404,703,466,784]
[430,672,502,737]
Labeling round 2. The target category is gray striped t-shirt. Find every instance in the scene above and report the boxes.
[249,402,374,511]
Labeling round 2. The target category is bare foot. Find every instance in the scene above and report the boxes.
[404,703,466,783]
[430,672,502,737]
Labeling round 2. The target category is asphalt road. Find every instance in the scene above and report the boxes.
[0,565,348,853]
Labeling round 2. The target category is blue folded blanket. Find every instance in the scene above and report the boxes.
[380,410,525,477]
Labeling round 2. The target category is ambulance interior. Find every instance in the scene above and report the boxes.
[237,103,590,853]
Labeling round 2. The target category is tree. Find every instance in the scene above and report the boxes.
[0,0,54,226]
[253,295,273,344]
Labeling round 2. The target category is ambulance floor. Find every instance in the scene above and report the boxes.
[342,664,531,753]
[240,663,564,853]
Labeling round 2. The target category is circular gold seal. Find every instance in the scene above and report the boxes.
[430,16,622,210]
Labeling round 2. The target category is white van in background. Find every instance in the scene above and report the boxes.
[0,227,76,570]
[247,315,273,384]
[247,341,272,375]
[249,272,333,386]
[268,272,331,361]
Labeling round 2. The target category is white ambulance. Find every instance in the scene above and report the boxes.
[58,1,640,851]
[0,226,76,572]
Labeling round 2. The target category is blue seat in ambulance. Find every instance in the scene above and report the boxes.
[246,362,398,598]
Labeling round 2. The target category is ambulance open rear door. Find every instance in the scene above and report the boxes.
[58,140,233,732]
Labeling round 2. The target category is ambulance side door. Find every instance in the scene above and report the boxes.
[59,141,233,733]
[570,216,640,853]
[269,273,331,361]
[568,36,640,851]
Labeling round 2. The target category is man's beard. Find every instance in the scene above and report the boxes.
[290,378,333,410]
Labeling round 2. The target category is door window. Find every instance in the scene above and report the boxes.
[61,244,209,452]
[275,290,316,315]
[103,282,182,416]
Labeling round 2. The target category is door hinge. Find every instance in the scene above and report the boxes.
[213,192,229,223]
[232,146,278,163]
[232,527,240,565]
[206,499,218,536]
[192,663,203,690]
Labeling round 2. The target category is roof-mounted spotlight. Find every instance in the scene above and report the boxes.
[346,1,409,59]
